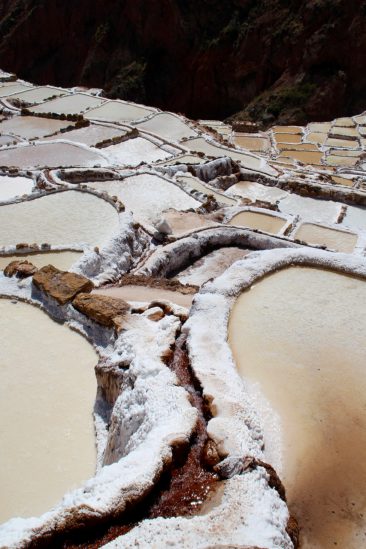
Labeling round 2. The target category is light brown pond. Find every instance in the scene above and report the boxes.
[295,223,357,253]
[233,135,269,152]
[229,211,287,234]
[0,116,72,140]
[0,142,106,168]
[0,299,97,523]
[279,150,324,165]
[275,133,302,144]
[0,251,82,271]
[229,267,366,549]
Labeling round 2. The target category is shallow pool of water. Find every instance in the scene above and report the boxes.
[0,299,97,523]
[294,223,357,253]
[0,251,82,271]
[32,94,105,115]
[0,116,73,140]
[8,86,66,105]
[279,194,341,225]
[0,175,33,201]
[226,181,288,203]
[136,112,197,141]
[279,150,323,165]
[0,191,119,247]
[229,210,287,234]
[229,267,366,548]
[186,137,272,174]
[104,137,174,166]
[85,100,154,123]
[87,175,199,224]
[0,142,106,168]
[233,135,269,152]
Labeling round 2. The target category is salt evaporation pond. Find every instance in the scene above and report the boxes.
[0,116,73,139]
[87,175,199,224]
[104,137,174,166]
[0,175,33,201]
[186,137,268,173]
[226,181,288,203]
[0,142,106,168]
[31,93,104,115]
[0,299,97,523]
[0,251,82,271]
[229,267,366,548]
[229,211,286,234]
[135,112,197,141]
[85,100,154,123]
[177,174,236,205]
[295,223,357,253]
[279,194,340,225]
[0,191,119,247]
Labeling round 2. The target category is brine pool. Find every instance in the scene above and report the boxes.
[229,267,366,548]
[0,299,97,523]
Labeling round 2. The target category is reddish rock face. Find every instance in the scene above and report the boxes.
[32,265,94,305]
[72,293,129,328]
[1,1,366,124]
[4,259,37,278]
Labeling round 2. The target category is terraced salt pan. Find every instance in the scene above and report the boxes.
[0,116,73,139]
[177,247,250,286]
[94,286,194,308]
[31,93,105,115]
[333,117,356,127]
[0,191,119,247]
[0,175,33,201]
[277,143,318,152]
[325,137,360,149]
[0,83,32,97]
[307,122,332,133]
[0,142,106,168]
[272,126,303,134]
[331,175,354,187]
[0,135,20,146]
[87,174,199,224]
[136,112,198,141]
[229,267,366,548]
[85,100,154,123]
[104,137,174,166]
[177,174,236,205]
[229,211,287,235]
[329,126,359,138]
[279,150,323,165]
[305,132,328,145]
[226,181,288,203]
[294,223,357,253]
[0,251,82,271]
[279,194,341,224]
[343,206,366,231]
[274,133,302,144]
[0,299,96,523]
[162,210,217,236]
[233,135,269,152]
[325,154,359,167]
[7,86,66,104]
[44,123,127,146]
[185,137,271,173]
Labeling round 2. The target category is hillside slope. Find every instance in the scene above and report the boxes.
[1,0,366,125]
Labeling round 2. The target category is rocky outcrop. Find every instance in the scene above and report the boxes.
[32,265,93,305]
[1,1,366,124]
[4,259,37,278]
[72,292,130,329]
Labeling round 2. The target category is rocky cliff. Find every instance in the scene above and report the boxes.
[1,0,366,125]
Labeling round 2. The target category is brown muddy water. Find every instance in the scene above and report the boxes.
[295,223,357,253]
[229,211,287,234]
[229,267,366,548]
[0,299,97,523]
